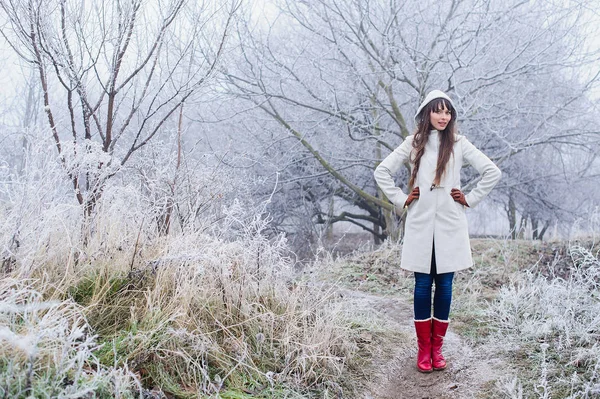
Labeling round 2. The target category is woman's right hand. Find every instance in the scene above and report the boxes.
[404,187,420,208]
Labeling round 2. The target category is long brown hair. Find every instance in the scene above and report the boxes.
[409,98,457,189]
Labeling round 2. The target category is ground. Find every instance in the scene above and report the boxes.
[347,290,505,399]
[315,237,564,398]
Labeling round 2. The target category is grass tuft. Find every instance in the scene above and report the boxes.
[2,206,366,397]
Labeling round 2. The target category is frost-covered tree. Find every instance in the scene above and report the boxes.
[0,0,238,225]
[221,0,600,241]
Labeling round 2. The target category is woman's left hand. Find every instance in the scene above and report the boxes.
[451,188,469,207]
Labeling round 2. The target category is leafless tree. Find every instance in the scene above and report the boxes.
[221,0,600,242]
[502,133,599,240]
[0,0,239,229]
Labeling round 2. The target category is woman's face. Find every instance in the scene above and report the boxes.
[429,105,452,131]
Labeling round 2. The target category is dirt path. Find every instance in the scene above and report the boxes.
[341,290,506,399]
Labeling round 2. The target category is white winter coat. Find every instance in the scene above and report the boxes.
[374,132,501,274]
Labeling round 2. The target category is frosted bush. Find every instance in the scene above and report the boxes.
[0,136,86,276]
[486,244,600,397]
[0,134,360,395]
[75,198,359,395]
[0,278,141,398]
[60,139,118,179]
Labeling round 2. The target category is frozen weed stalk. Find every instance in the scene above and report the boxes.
[0,278,141,398]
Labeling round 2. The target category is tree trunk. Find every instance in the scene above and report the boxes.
[507,192,517,240]
[373,93,400,243]
[531,217,539,240]
[538,220,551,241]
[326,194,334,242]
[518,213,528,239]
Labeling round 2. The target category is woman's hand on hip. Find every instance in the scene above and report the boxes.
[404,187,420,208]
[451,188,469,207]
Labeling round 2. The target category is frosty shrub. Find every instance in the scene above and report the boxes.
[0,134,363,396]
[0,196,362,397]
[487,244,600,398]
[77,200,360,396]
[0,137,84,277]
[0,278,141,398]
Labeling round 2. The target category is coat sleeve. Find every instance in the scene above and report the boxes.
[461,137,502,208]
[374,138,412,211]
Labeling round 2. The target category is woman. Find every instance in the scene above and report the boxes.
[374,90,501,373]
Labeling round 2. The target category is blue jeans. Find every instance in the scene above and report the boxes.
[414,244,454,321]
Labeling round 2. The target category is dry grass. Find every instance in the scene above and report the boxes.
[0,203,366,398]
[0,278,141,398]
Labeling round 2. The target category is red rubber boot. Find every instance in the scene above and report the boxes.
[431,317,450,370]
[414,318,433,373]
